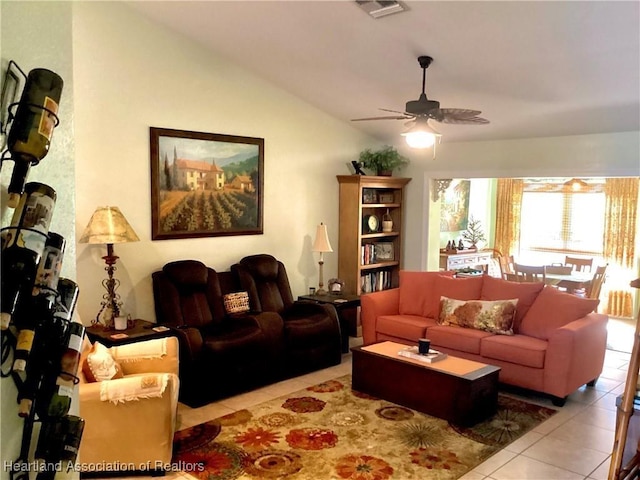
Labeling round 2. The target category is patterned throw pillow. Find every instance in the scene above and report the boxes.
[223,291,250,315]
[82,342,124,382]
[439,296,519,335]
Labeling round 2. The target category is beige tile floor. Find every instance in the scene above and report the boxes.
[127,320,636,480]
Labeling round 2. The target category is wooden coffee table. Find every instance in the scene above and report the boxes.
[351,341,501,426]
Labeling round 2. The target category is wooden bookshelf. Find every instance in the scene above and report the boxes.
[337,175,411,295]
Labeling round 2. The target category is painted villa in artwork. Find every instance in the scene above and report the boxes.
[174,157,226,191]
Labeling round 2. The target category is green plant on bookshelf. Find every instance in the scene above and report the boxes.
[358,145,409,176]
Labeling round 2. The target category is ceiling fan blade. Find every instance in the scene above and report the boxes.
[351,115,412,121]
[438,116,490,125]
[379,108,413,115]
[439,108,483,119]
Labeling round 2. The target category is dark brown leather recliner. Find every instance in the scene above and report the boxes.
[152,260,283,407]
[232,254,342,376]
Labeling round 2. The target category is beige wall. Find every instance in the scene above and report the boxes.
[72,2,374,325]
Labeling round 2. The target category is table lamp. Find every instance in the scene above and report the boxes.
[79,206,140,327]
[312,223,333,295]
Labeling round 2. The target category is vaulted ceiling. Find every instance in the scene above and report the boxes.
[129,1,640,146]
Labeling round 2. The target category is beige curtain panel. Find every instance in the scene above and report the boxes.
[603,178,639,318]
[494,178,523,258]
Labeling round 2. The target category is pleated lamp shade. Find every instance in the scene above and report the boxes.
[79,206,140,244]
[312,223,333,253]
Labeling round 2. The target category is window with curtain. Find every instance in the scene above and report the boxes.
[494,177,639,318]
[519,181,606,256]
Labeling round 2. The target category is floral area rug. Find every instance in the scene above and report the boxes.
[173,374,556,480]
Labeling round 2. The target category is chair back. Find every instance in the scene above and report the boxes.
[233,254,295,314]
[513,263,546,283]
[587,264,608,300]
[544,265,573,275]
[565,256,594,272]
[498,255,515,280]
[152,260,226,329]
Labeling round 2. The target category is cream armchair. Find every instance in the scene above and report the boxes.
[78,336,180,475]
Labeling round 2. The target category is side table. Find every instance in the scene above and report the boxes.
[85,319,174,347]
[298,293,361,353]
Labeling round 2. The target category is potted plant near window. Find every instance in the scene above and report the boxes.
[358,145,409,176]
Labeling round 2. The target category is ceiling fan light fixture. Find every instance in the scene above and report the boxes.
[403,131,436,149]
[401,119,441,149]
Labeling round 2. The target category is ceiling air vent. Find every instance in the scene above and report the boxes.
[356,1,407,19]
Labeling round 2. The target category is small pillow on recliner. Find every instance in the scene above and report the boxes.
[82,342,124,382]
[223,291,250,315]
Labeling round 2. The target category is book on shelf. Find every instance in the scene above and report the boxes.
[360,269,392,293]
[398,346,448,363]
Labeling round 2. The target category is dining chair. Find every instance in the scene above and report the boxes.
[499,255,516,281]
[513,263,546,283]
[565,255,594,273]
[586,264,608,301]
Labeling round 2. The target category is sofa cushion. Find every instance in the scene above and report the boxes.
[377,314,435,341]
[398,271,452,316]
[424,275,484,319]
[439,297,518,335]
[480,276,544,332]
[519,286,600,340]
[481,334,547,368]
[425,325,493,355]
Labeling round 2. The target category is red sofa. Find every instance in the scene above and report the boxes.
[361,271,608,405]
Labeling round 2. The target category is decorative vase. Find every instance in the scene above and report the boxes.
[378,169,392,176]
[382,209,393,232]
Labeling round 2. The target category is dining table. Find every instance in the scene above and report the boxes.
[544,270,593,292]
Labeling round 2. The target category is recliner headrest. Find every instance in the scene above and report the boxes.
[163,260,210,287]
[239,254,279,280]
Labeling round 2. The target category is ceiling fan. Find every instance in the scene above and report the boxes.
[352,55,489,148]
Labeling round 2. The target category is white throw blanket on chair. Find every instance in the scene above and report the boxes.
[100,373,169,404]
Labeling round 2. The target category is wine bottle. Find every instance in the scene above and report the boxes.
[55,278,80,322]
[46,321,85,418]
[6,68,63,207]
[34,415,85,478]
[36,279,81,419]
[1,182,57,330]
[12,232,66,373]
[17,305,56,419]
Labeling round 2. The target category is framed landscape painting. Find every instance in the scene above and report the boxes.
[150,127,264,240]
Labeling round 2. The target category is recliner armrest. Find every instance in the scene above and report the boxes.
[172,326,204,365]
[287,301,338,322]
